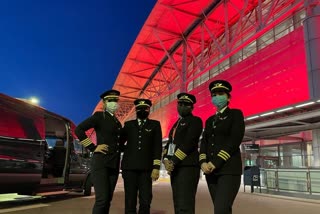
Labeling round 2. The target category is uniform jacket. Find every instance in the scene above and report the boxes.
[75,111,122,169]
[199,107,245,175]
[163,114,203,167]
[121,119,162,170]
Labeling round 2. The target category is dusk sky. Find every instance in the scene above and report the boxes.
[0,0,156,124]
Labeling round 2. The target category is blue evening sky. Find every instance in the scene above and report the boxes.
[0,0,156,124]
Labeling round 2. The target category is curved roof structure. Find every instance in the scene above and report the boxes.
[94,0,262,121]
[94,0,304,122]
[92,0,318,140]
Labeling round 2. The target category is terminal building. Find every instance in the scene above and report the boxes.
[90,0,320,194]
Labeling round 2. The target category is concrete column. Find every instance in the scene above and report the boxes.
[312,129,320,167]
[303,0,320,99]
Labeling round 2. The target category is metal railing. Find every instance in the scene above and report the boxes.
[260,168,320,194]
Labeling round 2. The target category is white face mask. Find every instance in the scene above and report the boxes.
[105,101,119,113]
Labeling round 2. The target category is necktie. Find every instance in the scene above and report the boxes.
[213,112,220,127]
[139,120,145,127]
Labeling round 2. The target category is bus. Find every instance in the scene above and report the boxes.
[0,93,92,196]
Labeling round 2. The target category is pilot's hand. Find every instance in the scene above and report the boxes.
[208,162,216,173]
[163,159,174,173]
[94,144,108,154]
[201,162,212,174]
[151,169,160,181]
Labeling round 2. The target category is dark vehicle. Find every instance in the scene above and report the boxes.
[0,93,92,196]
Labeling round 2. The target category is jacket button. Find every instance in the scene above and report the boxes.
[211,153,213,156]
[138,147,141,150]
[211,144,214,146]
[138,141,141,144]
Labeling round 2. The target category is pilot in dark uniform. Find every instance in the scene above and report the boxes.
[75,89,122,214]
[121,98,162,214]
[163,93,203,214]
[199,80,245,214]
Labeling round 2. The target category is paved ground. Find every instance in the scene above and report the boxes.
[1,179,320,214]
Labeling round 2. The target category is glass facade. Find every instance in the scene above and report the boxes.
[242,130,314,169]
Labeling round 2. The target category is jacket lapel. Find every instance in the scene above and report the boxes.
[214,107,230,126]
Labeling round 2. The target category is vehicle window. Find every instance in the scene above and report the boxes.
[46,136,65,149]
[73,139,82,154]
[0,109,43,140]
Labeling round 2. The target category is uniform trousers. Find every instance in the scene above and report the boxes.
[205,174,241,214]
[91,154,119,214]
[122,170,153,214]
[170,166,200,214]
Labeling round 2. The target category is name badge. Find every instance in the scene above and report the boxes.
[167,144,176,156]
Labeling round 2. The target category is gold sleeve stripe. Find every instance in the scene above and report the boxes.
[175,149,187,160]
[81,138,93,147]
[175,153,184,160]
[199,154,206,161]
[217,153,228,161]
[221,150,230,158]
[218,152,229,160]
[153,160,161,165]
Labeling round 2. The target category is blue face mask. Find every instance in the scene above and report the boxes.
[211,95,228,110]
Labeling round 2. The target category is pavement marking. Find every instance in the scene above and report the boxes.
[0,194,42,203]
[0,204,49,213]
[82,195,95,199]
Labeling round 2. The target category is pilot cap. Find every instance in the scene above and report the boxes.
[134,99,152,108]
[100,89,120,100]
[177,93,196,104]
[209,80,232,93]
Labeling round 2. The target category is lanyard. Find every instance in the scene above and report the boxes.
[172,119,181,141]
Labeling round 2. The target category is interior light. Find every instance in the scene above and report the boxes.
[295,102,315,108]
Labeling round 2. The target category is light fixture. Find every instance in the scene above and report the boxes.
[29,97,39,105]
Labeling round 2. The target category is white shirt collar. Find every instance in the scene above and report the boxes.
[105,110,114,116]
[217,106,228,114]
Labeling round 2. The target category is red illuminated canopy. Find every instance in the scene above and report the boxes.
[98,0,303,123]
